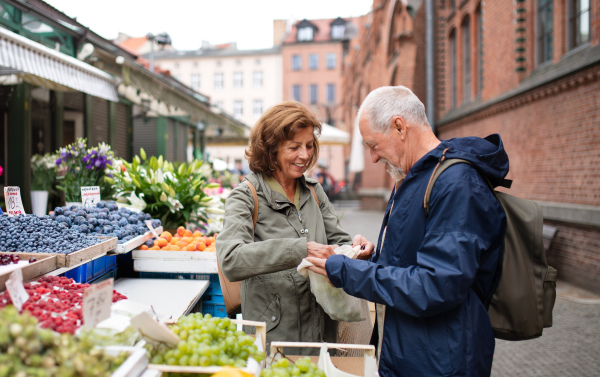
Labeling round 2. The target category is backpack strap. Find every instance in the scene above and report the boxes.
[241,180,259,229]
[308,184,320,207]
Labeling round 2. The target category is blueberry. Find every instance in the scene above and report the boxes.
[69,205,80,211]
[96,201,106,208]
[54,207,64,215]
[118,218,128,227]
[128,215,138,224]
[74,216,86,225]
[144,213,152,221]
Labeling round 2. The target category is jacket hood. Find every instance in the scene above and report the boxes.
[438,134,510,188]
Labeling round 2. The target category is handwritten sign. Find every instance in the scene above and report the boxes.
[81,186,101,208]
[3,187,25,217]
[145,220,160,238]
[83,278,114,329]
[6,269,29,311]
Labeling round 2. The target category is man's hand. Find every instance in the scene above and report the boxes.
[306,257,331,285]
[307,241,335,259]
[352,234,375,260]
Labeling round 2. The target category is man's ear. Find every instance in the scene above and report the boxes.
[392,116,406,140]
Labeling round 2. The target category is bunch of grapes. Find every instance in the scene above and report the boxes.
[146,313,265,368]
[261,357,326,377]
[0,305,128,377]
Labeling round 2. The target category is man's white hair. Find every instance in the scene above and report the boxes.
[357,86,429,133]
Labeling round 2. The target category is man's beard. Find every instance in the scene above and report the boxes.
[380,159,406,181]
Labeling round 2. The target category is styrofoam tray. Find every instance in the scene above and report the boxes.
[111,227,164,254]
[132,249,217,273]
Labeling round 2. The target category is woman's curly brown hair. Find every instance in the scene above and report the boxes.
[245,101,321,175]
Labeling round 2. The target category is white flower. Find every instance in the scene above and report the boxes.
[128,192,147,212]
[167,197,183,213]
[156,169,164,184]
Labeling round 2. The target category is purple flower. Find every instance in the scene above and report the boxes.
[95,159,101,168]
[86,164,93,170]
[55,158,62,165]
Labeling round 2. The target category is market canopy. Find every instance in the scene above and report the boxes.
[0,27,119,102]
[317,123,350,145]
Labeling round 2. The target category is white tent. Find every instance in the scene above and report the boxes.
[317,123,350,145]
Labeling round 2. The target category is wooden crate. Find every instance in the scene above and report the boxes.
[147,319,266,375]
[108,226,163,255]
[0,253,58,291]
[270,341,377,376]
[46,237,118,268]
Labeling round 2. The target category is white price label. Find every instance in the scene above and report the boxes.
[130,311,180,346]
[145,220,160,238]
[83,278,114,329]
[3,187,26,217]
[6,269,29,311]
[81,186,101,208]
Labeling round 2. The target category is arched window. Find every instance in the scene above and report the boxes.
[475,4,483,97]
[462,15,471,103]
[449,28,457,109]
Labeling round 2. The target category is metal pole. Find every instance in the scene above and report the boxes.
[425,0,435,133]
[149,37,155,73]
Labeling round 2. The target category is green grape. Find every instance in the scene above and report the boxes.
[261,357,324,377]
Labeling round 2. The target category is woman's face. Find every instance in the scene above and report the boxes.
[275,126,315,182]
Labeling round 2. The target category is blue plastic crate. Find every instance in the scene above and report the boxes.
[90,268,117,284]
[202,300,227,318]
[203,293,224,305]
[64,264,88,283]
[63,255,118,283]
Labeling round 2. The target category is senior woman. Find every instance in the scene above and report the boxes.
[216,101,359,353]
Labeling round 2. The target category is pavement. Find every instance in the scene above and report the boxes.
[334,203,600,377]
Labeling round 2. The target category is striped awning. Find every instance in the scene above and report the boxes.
[0,26,119,102]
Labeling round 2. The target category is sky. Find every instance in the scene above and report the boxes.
[44,0,373,51]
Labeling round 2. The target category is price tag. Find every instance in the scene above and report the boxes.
[3,187,26,217]
[81,186,101,208]
[83,278,114,329]
[130,311,180,346]
[145,220,160,238]
[6,269,29,311]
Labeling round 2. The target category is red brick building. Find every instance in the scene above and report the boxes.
[342,0,600,292]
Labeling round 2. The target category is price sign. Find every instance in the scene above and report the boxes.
[145,220,160,238]
[6,269,29,311]
[3,187,26,217]
[82,278,114,329]
[81,186,101,209]
[130,311,180,346]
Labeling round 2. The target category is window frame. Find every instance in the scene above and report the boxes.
[298,27,314,41]
[309,54,319,70]
[233,71,243,89]
[536,0,554,65]
[309,84,318,105]
[326,83,336,104]
[253,99,263,117]
[449,28,457,109]
[462,16,471,104]
[292,55,302,71]
[326,53,336,70]
[253,71,263,88]
[233,100,243,118]
[190,73,200,91]
[292,85,301,102]
[567,0,591,50]
[214,72,223,89]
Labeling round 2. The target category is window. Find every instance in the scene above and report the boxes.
[462,17,471,103]
[310,84,318,104]
[216,61,222,67]
[292,55,302,71]
[214,73,223,89]
[214,101,223,109]
[253,100,263,116]
[449,29,457,109]
[331,25,345,39]
[233,101,243,118]
[236,60,241,66]
[292,85,301,102]
[537,0,554,64]
[309,54,319,70]
[255,59,261,65]
[326,53,336,69]
[191,73,200,91]
[233,72,243,88]
[193,62,198,68]
[568,0,590,50]
[253,71,263,88]
[450,0,456,11]
[326,84,335,104]
[298,27,314,41]
[475,5,483,97]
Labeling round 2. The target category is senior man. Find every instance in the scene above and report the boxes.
[308,86,508,377]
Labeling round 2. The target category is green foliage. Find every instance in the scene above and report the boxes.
[31,153,58,191]
[110,149,212,229]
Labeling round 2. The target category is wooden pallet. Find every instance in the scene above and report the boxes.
[0,252,58,291]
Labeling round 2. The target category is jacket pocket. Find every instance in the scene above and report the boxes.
[259,294,282,333]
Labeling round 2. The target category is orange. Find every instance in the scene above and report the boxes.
[185,245,196,251]
[193,230,202,237]
[171,245,182,251]
[160,232,173,242]
[196,242,206,251]
[179,242,188,248]
[181,237,193,244]
[139,245,149,250]
[153,240,161,247]
[184,229,193,237]
[150,246,160,250]
[177,226,186,236]
[204,238,212,247]
[157,238,168,247]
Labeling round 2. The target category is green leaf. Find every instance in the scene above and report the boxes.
[140,148,147,161]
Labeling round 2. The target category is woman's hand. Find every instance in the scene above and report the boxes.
[352,234,375,260]
[306,241,336,259]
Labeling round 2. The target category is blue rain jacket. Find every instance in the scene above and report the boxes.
[326,134,508,377]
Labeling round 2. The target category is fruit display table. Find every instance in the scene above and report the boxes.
[113,278,209,322]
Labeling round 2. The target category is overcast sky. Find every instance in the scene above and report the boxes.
[44,0,373,51]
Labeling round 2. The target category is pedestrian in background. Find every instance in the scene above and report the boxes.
[307,86,508,376]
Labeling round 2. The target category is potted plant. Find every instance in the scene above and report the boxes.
[55,138,114,205]
[108,148,219,230]
[30,153,58,215]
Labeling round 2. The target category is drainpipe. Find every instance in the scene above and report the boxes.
[425,0,435,134]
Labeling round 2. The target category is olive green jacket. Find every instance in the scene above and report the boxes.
[216,172,352,353]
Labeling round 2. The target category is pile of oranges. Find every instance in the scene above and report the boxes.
[138,226,217,252]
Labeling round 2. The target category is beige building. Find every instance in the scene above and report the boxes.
[151,44,282,167]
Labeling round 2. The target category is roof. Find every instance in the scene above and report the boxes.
[147,46,281,60]
[118,36,148,55]
[283,17,359,44]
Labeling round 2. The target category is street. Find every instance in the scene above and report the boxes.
[336,205,600,376]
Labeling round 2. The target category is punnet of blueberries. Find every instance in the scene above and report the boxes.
[50,200,161,245]
[0,214,103,254]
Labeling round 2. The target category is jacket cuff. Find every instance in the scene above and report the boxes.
[325,254,346,288]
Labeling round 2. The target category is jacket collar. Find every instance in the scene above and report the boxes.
[246,172,316,210]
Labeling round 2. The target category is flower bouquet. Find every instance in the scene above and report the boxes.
[55,138,114,203]
[31,153,58,191]
[109,148,219,230]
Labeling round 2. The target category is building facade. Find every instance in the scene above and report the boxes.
[281,17,360,182]
[434,0,600,292]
